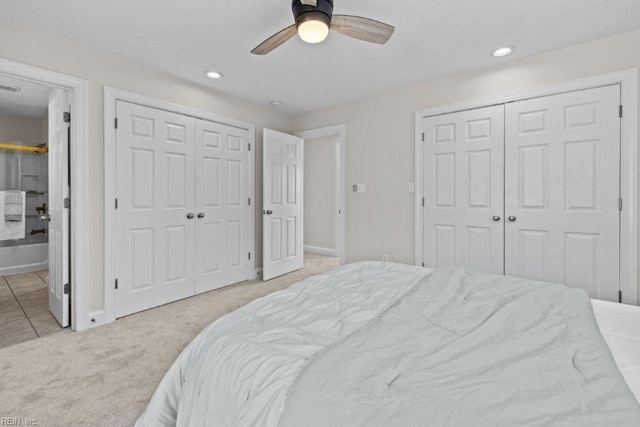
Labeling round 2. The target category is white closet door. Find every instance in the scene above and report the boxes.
[505,85,620,301]
[48,88,70,327]
[423,105,505,274]
[195,119,251,293]
[115,101,195,318]
[263,129,304,281]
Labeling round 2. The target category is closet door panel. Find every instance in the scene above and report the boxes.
[195,120,251,293]
[504,85,621,301]
[115,101,195,318]
[423,105,505,274]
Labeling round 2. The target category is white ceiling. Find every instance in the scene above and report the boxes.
[0,75,49,118]
[3,0,640,113]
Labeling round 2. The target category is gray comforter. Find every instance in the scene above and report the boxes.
[137,263,640,426]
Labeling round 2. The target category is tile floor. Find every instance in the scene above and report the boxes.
[0,270,66,349]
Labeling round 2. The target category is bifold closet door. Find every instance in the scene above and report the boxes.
[504,85,621,301]
[195,119,251,293]
[423,105,505,274]
[115,101,195,318]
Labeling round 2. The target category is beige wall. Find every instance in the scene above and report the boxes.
[0,114,45,146]
[3,18,640,314]
[0,19,294,313]
[304,135,338,250]
[294,29,640,272]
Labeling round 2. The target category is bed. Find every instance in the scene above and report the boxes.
[137,262,640,426]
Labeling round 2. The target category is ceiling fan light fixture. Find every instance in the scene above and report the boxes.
[251,0,394,55]
[297,12,330,44]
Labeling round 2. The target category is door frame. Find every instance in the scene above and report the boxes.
[0,57,90,330]
[103,87,256,325]
[295,124,346,265]
[415,69,639,305]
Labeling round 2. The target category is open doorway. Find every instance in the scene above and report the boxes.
[0,74,71,349]
[296,125,346,264]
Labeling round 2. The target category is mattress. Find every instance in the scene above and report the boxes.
[137,263,640,426]
[592,299,640,402]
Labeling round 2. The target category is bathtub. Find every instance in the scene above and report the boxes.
[0,236,48,275]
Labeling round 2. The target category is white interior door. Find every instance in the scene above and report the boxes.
[423,105,505,274]
[48,88,70,327]
[505,85,621,301]
[115,101,195,318]
[195,119,251,293]
[263,129,304,280]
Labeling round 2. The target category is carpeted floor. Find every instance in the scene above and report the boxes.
[0,254,340,426]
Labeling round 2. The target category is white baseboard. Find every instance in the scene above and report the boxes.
[304,245,338,257]
[88,310,109,328]
[0,260,48,276]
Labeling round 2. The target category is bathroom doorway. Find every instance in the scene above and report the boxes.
[0,74,70,349]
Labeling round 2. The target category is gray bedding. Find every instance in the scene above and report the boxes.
[138,263,640,426]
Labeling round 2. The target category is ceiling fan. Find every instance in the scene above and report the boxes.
[252,0,395,55]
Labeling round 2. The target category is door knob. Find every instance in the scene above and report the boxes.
[492,215,501,222]
[186,213,195,219]
[40,214,51,222]
[197,213,205,219]
[266,210,273,215]
[508,216,517,222]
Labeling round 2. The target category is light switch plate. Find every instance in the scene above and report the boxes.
[357,184,366,193]
[409,183,415,193]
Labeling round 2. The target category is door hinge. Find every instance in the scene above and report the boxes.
[115,118,118,129]
[248,143,251,151]
[422,262,425,267]
[619,290,622,303]
[421,132,425,142]
[248,197,251,206]
[618,197,623,211]
[115,198,118,209]
[422,197,425,207]
[248,252,251,260]
[63,112,71,123]
[115,279,119,290]
[63,283,71,294]
[619,105,623,118]
[64,197,70,208]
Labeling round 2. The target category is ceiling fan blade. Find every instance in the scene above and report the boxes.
[300,0,318,5]
[331,15,395,45]
[251,25,298,55]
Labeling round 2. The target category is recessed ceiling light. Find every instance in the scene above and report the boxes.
[492,46,515,57]
[205,70,223,79]
[270,100,283,106]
